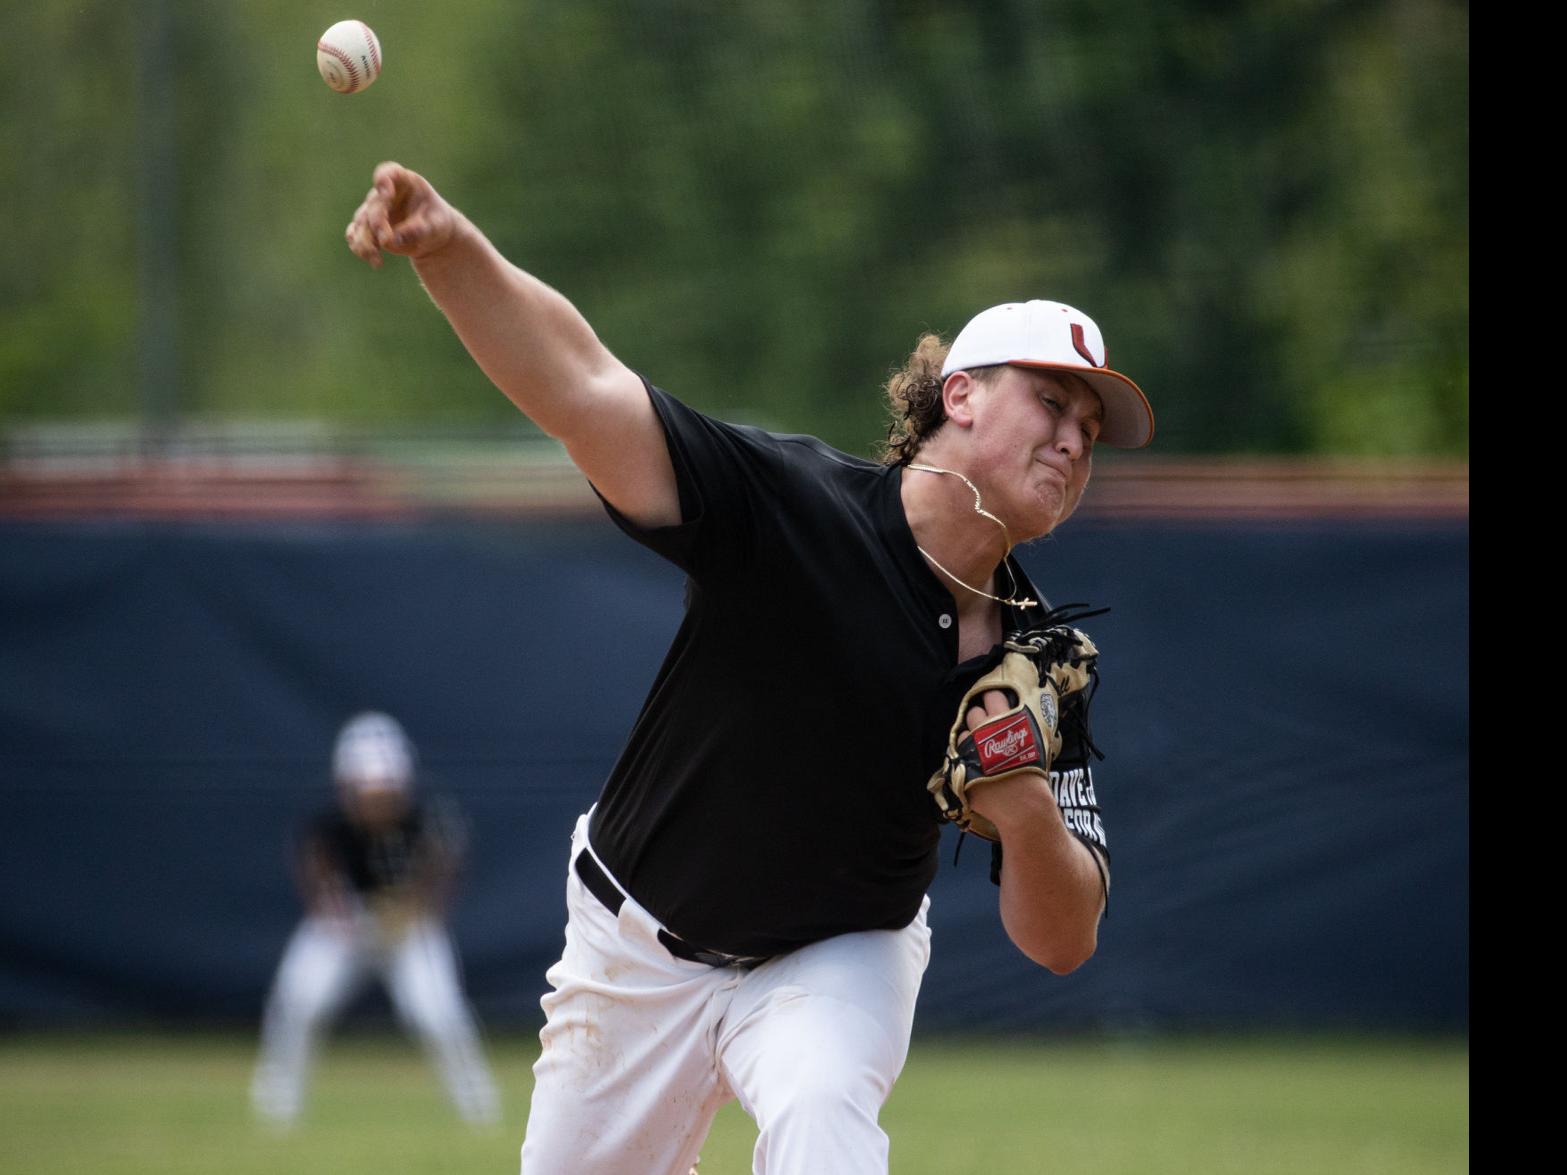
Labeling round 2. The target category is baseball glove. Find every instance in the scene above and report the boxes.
[927,619,1101,842]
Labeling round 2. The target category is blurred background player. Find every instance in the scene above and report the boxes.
[249,712,500,1127]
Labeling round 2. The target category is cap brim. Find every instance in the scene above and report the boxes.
[1010,362,1155,449]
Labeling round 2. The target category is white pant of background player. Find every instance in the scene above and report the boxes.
[521,813,932,1174]
[250,913,500,1125]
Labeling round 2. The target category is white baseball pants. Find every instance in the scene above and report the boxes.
[520,813,932,1175]
[250,912,500,1125]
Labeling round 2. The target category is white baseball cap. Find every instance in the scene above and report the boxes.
[332,711,414,793]
[941,300,1154,448]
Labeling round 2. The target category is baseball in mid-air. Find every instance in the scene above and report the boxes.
[316,20,382,94]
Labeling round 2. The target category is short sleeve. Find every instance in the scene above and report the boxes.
[595,379,784,584]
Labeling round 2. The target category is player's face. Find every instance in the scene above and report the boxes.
[342,780,410,826]
[966,367,1101,539]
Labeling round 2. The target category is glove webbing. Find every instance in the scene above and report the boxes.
[1005,601,1107,759]
[951,606,1108,865]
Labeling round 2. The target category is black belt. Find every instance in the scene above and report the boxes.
[573,849,770,970]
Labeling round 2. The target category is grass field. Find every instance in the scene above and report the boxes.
[0,1032,1467,1174]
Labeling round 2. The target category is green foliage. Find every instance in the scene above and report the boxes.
[0,0,1467,454]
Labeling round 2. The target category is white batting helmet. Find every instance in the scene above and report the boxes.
[332,711,416,793]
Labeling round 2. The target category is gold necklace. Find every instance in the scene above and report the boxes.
[906,463,1038,609]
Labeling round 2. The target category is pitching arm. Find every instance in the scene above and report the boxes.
[345,162,679,529]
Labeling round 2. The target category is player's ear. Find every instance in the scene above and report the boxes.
[941,371,980,429]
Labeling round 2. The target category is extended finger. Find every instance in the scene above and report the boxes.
[372,160,405,196]
[372,162,415,222]
[345,186,392,248]
[373,208,397,248]
[345,214,383,267]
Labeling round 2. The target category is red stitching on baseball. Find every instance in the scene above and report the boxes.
[358,22,381,75]
[318,41,359,90]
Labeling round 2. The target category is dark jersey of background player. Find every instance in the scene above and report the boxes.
[588,381,1107,959]
[301,801,459,909]
[309,804,428,893]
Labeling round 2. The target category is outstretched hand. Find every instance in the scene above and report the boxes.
[345,161,459,268]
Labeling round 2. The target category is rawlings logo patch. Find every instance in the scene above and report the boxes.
[974,713,1042,773]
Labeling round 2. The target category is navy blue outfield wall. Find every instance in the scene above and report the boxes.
[0,514,1467,1032]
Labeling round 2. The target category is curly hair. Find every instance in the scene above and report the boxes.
[880,334,1004,465]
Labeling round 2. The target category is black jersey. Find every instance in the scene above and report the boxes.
[309,804,441,895]
[588,381,1087,957]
